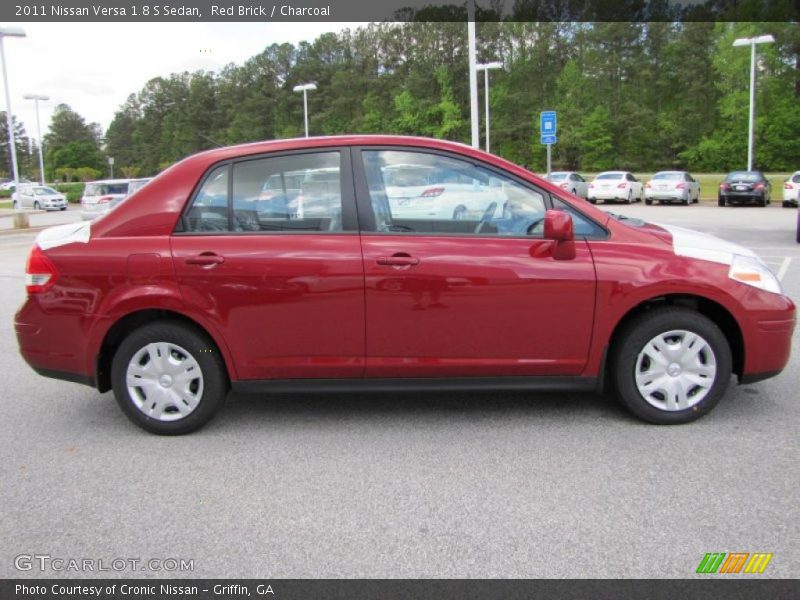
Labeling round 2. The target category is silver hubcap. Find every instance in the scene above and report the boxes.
[635,329,717,412]
[126,342,203,421]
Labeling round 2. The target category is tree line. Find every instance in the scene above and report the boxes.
[3,21,799,183]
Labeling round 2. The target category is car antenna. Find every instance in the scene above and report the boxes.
[198,132,225,148]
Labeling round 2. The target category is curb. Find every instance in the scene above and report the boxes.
[0,226,48,236]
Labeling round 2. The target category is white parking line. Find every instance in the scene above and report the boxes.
[776,257,792,282]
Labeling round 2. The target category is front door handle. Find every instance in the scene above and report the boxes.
[185,253,225,266]
[376,254,419,267]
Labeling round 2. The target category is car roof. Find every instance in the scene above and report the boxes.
[596,171,627,176]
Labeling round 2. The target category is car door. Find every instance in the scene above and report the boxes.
[354,147,597,379]
[171,148,366,381]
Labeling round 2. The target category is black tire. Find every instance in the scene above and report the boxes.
[625,190,632,204]
[757,195,766,207]
[12,200,17,209]
[718,197,725,207]
[610,307,732,424]
[60,206,67,211]
[645,198,653,205]
[33,201,40,210]
[111,321,228,434]
[453,205,467,220]
[588,198,596,205]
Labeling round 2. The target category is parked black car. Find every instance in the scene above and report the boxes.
[718,171,771,207]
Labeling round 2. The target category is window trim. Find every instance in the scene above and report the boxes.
[173,147,358,236]
[352,145,608,240]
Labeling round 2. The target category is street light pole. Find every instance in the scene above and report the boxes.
[24,93,49,185]
[733,34,774,171]
[476,62,503,154]
[467,0,479,149]
[0,26,27,228]
[292,83,317,138]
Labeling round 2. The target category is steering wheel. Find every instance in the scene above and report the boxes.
[473,201,498,234]
[526,217,545,236]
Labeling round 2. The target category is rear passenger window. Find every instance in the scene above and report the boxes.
[181,152,343,233]
[233,152,342,232]
[184,166,230,232]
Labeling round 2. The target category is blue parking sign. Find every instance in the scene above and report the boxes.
[540,111,557,144]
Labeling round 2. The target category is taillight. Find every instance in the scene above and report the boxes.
[720,183,730,191]
[98,195,114,204]
[421,187,444,198]
[754,183,764,190]
[559,182,569,189]
[785,183,793,189]
[617,182,627,188]
[645,183,651,189]
[675,183,685,189]
[25,245,57,294]
[588,183,594,188]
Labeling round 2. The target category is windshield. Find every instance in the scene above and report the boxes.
[725,172,759,182]
[85,183,129,196]
[597,173,623,180]
[652,172,682,180]
[34,187,59,195]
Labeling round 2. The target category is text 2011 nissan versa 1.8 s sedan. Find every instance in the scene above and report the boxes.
[15,136,795,434]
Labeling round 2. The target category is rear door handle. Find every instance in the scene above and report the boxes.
[185,253,225,266]
[376,255,419,267]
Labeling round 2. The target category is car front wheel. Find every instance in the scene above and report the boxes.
[611,307,732,424]
[111,321,228,434]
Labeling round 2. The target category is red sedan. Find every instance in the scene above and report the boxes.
[15,136,795,433]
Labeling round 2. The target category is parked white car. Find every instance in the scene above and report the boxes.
[587,171,643,204]
[383,163,505,220]
[80,179,133,221]
[546,171,589,200]
[644,171,700,205]
[12,184,67,211]
[782,171,800,208]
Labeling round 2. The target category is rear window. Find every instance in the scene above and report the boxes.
[85,183,129,196]
[596,173,623,180]
[725,172,759,182]
[792,174,800,183]
[548,173,568,181]
[652,172,682,180]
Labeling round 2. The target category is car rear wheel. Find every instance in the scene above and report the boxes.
[33,201,41,210]
[12,200,18,209]
[645,198,652,205]
[111,321,228,434]
[453,205,467,220]
[718,197,725,207]
[611,307,732,424]
[625,191,632,204]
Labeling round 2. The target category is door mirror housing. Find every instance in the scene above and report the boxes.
[544,209,574,241]
[542,209,576,261]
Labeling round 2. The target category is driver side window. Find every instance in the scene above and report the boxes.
[361,150,546,237]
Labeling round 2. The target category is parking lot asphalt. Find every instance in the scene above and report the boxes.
[0,204,797,579]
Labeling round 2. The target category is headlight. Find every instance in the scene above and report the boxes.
[728,254,783,295]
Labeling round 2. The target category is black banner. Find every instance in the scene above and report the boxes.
[2,579,799,600]
[3,0,799,22]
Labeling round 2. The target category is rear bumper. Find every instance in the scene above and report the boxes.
[15,298,96,387]
[720,192,765,203]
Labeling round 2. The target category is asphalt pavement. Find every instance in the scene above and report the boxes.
[0,203,797,579]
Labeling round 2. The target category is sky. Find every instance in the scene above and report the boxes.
[3,22,362,142]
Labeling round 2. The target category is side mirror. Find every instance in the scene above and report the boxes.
[544,209,574,241]
[543,209,576,261]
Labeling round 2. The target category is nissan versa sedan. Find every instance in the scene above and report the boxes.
[15,136,795,434]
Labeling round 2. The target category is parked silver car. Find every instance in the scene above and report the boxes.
[80,179,134,221]
[645,171,700,205]
[545,171,589,200]
[12,184,68,211]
